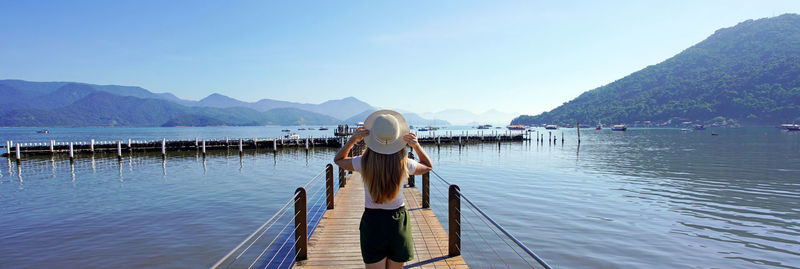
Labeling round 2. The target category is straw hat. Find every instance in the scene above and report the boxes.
[363,110,410,154]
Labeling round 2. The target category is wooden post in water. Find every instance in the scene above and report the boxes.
[69,142,74,160]
[577,121,581,143]
[326,164,334,209]
[294,187,308,261]
[161,138,166,157]
[117,141,122,159]
[448,184,461,256]
[90,139,95,152]
[128,139,132,150]
[202,140,206,155]
[253,137,257,149]
[6,141,11,156]
[305,138,309,151]
[422,172,430,208]
[15,143,21,160]
[238,139,243,154]
[273,139,277,151]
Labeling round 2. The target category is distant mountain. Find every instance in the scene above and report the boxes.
[420,109,517,125]
[0,92,339,127]
[193,93,374,120]
[512,14,800,126]
[0,79,185,109]
[0,79,374,121]
[344,109,450,126]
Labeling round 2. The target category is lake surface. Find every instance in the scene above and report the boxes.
[1,126,799,268]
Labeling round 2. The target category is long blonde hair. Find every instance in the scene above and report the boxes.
[361,147,407,204]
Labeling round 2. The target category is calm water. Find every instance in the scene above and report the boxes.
[1,127,799,268]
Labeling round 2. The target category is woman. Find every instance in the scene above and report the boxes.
[334,110,433,269]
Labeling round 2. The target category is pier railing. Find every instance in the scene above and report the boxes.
[213,160,552,268]
[211,164,339,269]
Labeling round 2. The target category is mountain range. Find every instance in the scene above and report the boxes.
[512,14,800,126]
[0,79,454,127]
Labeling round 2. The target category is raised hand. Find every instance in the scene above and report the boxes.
[352,128,369,142]
[403,132,419,146]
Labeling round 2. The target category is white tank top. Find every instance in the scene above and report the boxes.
[351,155,418,209]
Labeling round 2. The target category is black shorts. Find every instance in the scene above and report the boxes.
[359,206,414,264]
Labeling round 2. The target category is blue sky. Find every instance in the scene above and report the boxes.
[1,1,798,116]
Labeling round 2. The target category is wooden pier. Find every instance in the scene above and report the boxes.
[294,172,468,269]
[2,132,528,159]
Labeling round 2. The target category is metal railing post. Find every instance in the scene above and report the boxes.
[448,184,461,256]
[422,172,430,208]
[294,187,308,261]
[326,164,334,209]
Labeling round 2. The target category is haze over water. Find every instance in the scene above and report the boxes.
[1,127,799,268]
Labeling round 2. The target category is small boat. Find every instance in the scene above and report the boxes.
[477,124,492,129]
[611,124,627,131]
[418,128,430,131]
[281,129,291,132]
[284,133,300,139]
[318,127,329,130]
[507,125,526,130]
[779,123,798,130]
[788,125,800,131]
[494,127,501,129]
[298,128,306,130]
[693,124,706,130]
[711,132,719,136]
[544,125,558,130]
[37,129,50,134]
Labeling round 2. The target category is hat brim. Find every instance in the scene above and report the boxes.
[363,110,410,155]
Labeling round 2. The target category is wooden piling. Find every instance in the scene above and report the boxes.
[69,142,74,159]
[273,139,277,151]
[294,187,308,261]
[326,164,334,210]
[253,137,257,149]
[422,172,430,208]
[15,143,21,160]
[161,138,166,157]
[407,151,416,187]
[202,140,206,155]
[577,121,581,143]
[338,167,346,188]
[117,141,122,159]
[238,139,243,153]
[90,139,95,152]
[128,139,132,150]
[449,184,461,256]
[6,141,11,156]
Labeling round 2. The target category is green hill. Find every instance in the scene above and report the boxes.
[512,14,800,126]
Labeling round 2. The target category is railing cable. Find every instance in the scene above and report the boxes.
[430,171,553,269]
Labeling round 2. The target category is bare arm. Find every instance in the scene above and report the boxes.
[333,128,368,171]
[403,132,433,175]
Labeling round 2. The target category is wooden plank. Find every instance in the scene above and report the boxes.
[295,172,468,268]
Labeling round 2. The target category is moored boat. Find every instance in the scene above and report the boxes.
[284,133,300,139]
[318,127,329,130]
[693,124,706,130]
[507,124,526,130]
[37,129,50,134]
[544,124,558,130]
[281,129,291,132]
[611,124,627,131]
